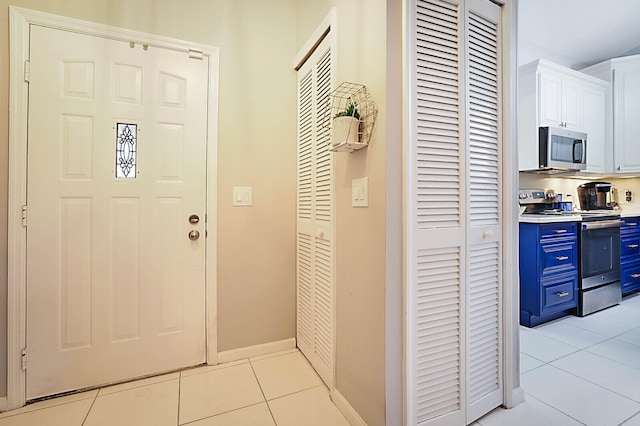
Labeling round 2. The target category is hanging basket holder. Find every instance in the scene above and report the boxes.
[322,82,378,153]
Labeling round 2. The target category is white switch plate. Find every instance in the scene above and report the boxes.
[233,187,252,206]
[352,177,368,207]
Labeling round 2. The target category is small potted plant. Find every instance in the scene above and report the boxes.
[332,101,360,146]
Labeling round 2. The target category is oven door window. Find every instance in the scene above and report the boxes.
[581,228,621,277]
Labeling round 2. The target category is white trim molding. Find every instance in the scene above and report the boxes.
[217,338,296,363]
[7,6,219,409]
[332,389,368,426]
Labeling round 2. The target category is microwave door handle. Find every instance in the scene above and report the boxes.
[573,139,583,163]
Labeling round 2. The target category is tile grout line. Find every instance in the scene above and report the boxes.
[543,356,640,406]
[266,384,328,403]
[178,402,268,426]
[521,392,588,426]
[617,408,640,426]
[176,371,183,426]
[247,357,278,425]
[81,391,100,425]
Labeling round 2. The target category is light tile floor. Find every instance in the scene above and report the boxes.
[6,293,640,425]
[477,292,640,426]
[0,349,349,426]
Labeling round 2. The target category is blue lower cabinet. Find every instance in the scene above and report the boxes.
[520,222,579,327]
[621,217,640,296]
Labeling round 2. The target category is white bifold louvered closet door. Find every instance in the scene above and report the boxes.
[406,0,503,425]
[296,35,335,389]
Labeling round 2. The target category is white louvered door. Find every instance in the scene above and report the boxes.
[465,0,503,422]
[406,0,504,424]
[296,35,335,389]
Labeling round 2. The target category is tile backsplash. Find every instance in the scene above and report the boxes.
[519,172,640,212]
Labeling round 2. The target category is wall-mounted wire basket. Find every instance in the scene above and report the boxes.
[321,82,378,153]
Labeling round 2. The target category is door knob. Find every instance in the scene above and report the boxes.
[189,214,200,224]
[188,230,200,241]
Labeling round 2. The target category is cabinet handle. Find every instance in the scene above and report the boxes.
[555,292,569,297]
[628,223,638,227]
[631,274,640,279]
[554,229,568,234]
[629,244,639,249]
[555,256,569,261]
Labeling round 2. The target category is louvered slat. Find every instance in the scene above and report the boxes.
[415,0,461,229]
[314,237,332,369]
[296,233,313,349]
[468,9,500,227]
[298,72,313,221]
[315,50,332,223]
[468,243,500,402]
[415,246,462,423]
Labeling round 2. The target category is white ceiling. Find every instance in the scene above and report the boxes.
[518,0,640,69]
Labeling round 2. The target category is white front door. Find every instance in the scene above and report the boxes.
[26,25,208,399]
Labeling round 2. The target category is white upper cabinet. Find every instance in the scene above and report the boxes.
[582,55,640,174]
[518,59,608,172]
[538,70,581,130]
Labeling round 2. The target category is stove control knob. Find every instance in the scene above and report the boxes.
[519,193,528,199]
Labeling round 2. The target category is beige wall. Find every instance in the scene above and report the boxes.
[296,1,394,425]
[0,0,298,396]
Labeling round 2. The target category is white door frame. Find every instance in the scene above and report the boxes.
[7,6,219,410]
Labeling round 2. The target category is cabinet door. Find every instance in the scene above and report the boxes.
[538,71,582,130]
[560,77,581,130]
[583,85,607,173]
[613,66,640,173]
[538,71,562,127]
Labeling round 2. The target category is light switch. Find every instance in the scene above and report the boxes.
[352,177,368,207]
[233,187,252,206]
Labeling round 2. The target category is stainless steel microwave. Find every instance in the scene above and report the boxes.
[539,126,587,171]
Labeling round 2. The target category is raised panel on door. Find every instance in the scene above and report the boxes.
[538,71,562,127]
[560,77,581,130]
[613,67,640,173]
[583,85,607,173]
[26,25,208,399]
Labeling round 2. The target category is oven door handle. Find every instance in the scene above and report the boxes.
[581,219,624,230]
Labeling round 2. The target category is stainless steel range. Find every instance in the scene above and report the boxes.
[576,215,622,316]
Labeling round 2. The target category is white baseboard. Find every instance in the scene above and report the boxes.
[507,386,526,408]
[332,389,367,426]
[217,337,296,363]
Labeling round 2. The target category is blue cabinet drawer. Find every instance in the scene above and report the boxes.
[543,279,577,310]
[621,259,640,295]
[539,223,577,241]
[621,235,640,258]
[622,218,640,231]
[540,240,577,276]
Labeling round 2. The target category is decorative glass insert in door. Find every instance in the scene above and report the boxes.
[116,123,137,178]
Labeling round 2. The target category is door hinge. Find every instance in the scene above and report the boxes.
[22,205,27,227]
[188,48,203,60]
[21,348,26,370]
[24,60,30,83]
